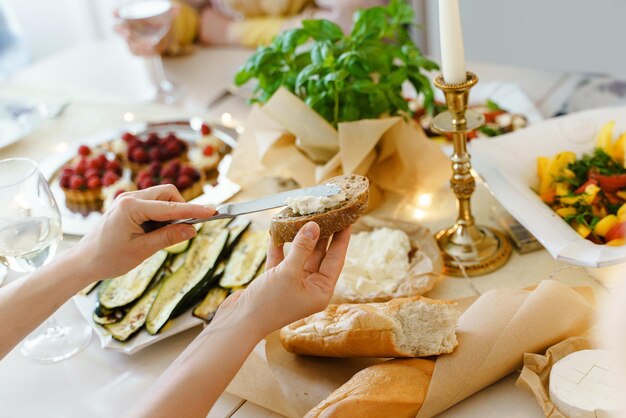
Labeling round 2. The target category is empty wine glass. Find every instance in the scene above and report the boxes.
[117,0,179,104]
[0,158,92,362]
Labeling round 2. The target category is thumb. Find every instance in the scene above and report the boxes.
[137,224,197,252]
[284,222,320,272]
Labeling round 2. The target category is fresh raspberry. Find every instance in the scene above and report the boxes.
[128,139,141,150]
[146,134,159,147]
[164,142,181,158]
[70,175,85,190]
[203,145,214,156]
[149,147,162,162]
[160,177,174,185]
[60,174,71,188]
[84,168,100,179]
[62,168,74,176]
[179,165,196,178]
[75,159,88,175]
[149,162,161,177]
[131,148,149,164]
[176,174,193,190]
[122,132,136,143]
[102,171,119,187]
[138,177,156,189]
[78,145,91,157]
[106,159,122,174]
[201,123,211,136]
[165,133,177,142]
[87,176,101,190]
[88,158,104,170]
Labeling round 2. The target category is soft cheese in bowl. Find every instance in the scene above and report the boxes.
[331,217,443,303]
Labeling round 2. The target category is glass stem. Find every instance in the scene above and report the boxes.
[42,317,65,339]
[150,54,171,94]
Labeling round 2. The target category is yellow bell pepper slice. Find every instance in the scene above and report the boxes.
[540,152,576,194]
[612,132,626,165]
[596,120,615,155]
[607,238,626,246]
[537,156,549,184]
[617,203,626,219]
[556,207,576,218]
[573,222,591,238]
[555,182,570,196]
[559,184,601,205]
[594,215,618,237]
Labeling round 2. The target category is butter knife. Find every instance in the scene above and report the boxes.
[141,183,341,233]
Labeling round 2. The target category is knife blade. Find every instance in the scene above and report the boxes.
[140,183,341,233]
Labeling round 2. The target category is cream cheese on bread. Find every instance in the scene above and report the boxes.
[286,187,347,215]
[336,227,411,297]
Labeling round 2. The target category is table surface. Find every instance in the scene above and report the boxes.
[0,38,608,418]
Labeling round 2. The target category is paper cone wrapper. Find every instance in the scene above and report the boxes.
[227,280,595,418]
[228,88,449,200]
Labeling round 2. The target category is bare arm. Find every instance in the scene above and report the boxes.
[0,185,215,359]
[130,222,352,418]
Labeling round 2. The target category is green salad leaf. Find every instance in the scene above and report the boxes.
[234,0,439,127]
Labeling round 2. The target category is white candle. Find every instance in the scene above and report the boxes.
[438,0,466,84]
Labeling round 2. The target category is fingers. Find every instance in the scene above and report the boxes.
[266,238,285,270]
[303,237,329,273]
[116,196,215,224]
[283,222,320,272]
[136,223,197,253]
[128,184,185,202]
[318,226,352,281]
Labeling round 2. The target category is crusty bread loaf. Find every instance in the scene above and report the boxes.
[305,358,435,418]
[270,175,369,246]
[280,296,460,358]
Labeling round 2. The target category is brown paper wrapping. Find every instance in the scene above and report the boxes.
[227,280,595,418]
[515,335,595,418]
[228,88,450,202]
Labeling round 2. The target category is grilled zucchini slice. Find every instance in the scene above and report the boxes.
[219,230,267,288]
[98,250,168,309]
[192,287,229,322]
[165,239,190,254]
[199,218,232,235]
[146,230,229,334]
[226,221,251,252]
[93,305,125,325]
[105,282,163,341]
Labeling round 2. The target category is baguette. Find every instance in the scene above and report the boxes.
[305,358,435,418]
[280,296,460,358]
[270,175,369,246]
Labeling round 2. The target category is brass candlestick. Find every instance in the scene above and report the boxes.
[431,72,511,276]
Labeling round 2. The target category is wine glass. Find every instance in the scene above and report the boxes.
[0,158,92,362]
[116,0,179,104]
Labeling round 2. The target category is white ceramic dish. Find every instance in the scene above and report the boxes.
[73,291,204,354]
[472,106,626,267]
[39,121,241,236]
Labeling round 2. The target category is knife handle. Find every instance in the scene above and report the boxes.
[140,212,234,234]
[140,220,175,234]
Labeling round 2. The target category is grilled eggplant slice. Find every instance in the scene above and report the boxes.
[192,287,229,322]
[199,218,232,235]
[105,282,163,341]
[146,230,229,334]
[98,250,168,309]
[165,239,190,254]
[219,230,267,288]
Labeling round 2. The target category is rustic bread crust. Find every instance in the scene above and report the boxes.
[305,358,435,418]
[280,296,457,358]
[270,175,369,246]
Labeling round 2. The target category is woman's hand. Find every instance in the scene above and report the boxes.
[213,222,351,337]
[70,185,215,281]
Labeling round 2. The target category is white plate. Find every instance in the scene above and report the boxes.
[472,106,626,267]
[73,291,204,354]
[39,121,241,236]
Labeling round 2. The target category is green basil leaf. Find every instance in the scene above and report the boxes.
[302,19,344,42]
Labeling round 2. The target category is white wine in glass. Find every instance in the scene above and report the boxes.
[0,158,92,363]
[117,0,179,104]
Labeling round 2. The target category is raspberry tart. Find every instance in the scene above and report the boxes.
[59,145,124,205]
[135,160,204,201]
[189,123,228,176]
[121,132,189,175]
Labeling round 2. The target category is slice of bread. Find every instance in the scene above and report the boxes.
[280,296,460,358]
[270,175,369,246]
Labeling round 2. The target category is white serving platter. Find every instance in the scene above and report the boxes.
[472,106,626,267]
